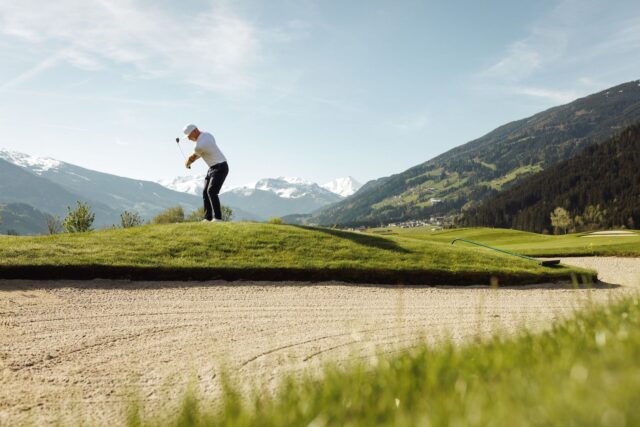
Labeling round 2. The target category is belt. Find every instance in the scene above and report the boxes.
[209,161,228,169]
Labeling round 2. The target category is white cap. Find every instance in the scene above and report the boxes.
[183,124,198,136]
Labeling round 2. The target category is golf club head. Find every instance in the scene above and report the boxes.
[175,137,180,143]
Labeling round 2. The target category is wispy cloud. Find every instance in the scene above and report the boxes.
[475,0,640,104]
[0,1,298,94]
[482,28,568,82]
[0,51,63,91]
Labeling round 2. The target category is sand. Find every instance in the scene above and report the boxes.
[1,257,638,425]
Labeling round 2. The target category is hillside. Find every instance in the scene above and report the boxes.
[0,149,203,221]
[0,158,120,223]
[462,123,640,233]
[0,203,50,235]
[311,80,640,226]
[0,149,248,228]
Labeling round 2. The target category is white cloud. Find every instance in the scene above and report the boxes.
[0,51,63,91]
[476,1,640,104]
[0,0,272,94]
[483,28,568,82]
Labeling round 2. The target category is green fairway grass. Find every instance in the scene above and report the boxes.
[0,223,591,285]
[127,295,640,427]
[370,227,640,257]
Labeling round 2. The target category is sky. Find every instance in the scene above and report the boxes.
[1,0,639,189]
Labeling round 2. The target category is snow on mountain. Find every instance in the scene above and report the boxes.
[159,175,361,199]
[321,176,362,197]
[158,174,205,195]
[0,148,62,174]
[158,175,351,219]
[250,177,324,199]
[221,177,343,219]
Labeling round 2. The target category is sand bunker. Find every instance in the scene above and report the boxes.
[1,257,638,425]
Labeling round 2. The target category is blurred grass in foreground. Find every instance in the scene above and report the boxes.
[128,295,640,426]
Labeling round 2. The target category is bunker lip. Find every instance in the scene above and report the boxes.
[0,264,595,287]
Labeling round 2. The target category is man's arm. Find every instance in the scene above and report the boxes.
[186,153,200,169]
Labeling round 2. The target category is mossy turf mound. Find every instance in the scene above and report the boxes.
[0,223,593,285]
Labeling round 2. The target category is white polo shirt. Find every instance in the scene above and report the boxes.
[194,132,227,167]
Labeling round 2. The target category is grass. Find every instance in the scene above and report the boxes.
[376,227,640,257]
[486,164,543,190]
[0,223,591,285]
[127,295,640,427]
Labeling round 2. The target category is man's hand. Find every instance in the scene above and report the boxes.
[185,153,200,169]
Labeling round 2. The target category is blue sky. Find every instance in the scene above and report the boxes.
[1,0,639,188]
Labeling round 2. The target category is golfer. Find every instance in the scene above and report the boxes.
[182,124,229,222]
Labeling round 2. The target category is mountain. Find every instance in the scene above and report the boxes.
[0,149,205,226]
[158,174,206,195]
[0,203,51,235]
[311,80,640,226]
[159,175,361,198]
[159,175,352,219]
[0,157,120,223]
[321,177,362,197]
[219,177,343,219]
[462,123,640,233]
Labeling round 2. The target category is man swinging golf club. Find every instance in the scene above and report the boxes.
[181,124,229,222]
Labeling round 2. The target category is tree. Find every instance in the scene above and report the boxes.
[268,217,283,225]
[152,206,185,224]
[222,206,234,222]
[120,210,142,228]
[583,204,606,230]
[63,201,95,233]
[550,207,571,235]
[186,207,205,222]
[46,215,63,235]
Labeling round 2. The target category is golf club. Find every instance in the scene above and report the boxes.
[175,137,190,169]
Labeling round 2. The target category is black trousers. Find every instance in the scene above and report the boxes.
[203,161,229,220]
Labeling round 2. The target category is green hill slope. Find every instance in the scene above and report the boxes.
[0,203,50,235]
[462,123,640,233]
[312,80,640,226]
[0,223,590,285]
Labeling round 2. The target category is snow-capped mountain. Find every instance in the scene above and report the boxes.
[0,149,61,174]
[159,175,360,198]
[158,174,206,195]
[219,177,342,219]
[321,177,362,197]
[250,177,327,199]
[0,148,204,226]
[156,174,359,219]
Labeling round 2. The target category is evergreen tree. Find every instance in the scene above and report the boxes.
[63,201,95,233]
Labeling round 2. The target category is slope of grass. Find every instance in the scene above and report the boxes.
[0,223,590,285]
[379,227,640,257]
[128,295,640,426]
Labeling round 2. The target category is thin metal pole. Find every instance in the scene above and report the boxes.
[451,238,559,266]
